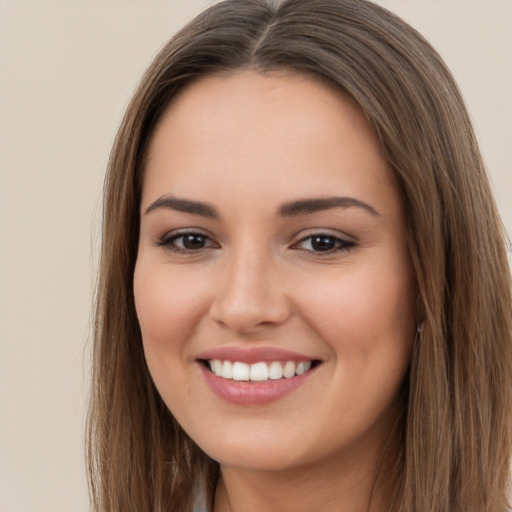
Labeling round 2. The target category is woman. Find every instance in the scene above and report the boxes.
[87,0,512,511]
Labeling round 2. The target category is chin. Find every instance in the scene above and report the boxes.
[184,419,309,472]
[206,442,304,472]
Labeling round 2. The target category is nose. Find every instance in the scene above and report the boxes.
[209,247,291,334]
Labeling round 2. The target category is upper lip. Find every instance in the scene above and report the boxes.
[196,346,320,364]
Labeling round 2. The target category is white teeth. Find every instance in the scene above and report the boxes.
[283,361,296,378]
[295,361,311,375]
[268,361,283,380]
[211,359,223,376]
[250,362,269,381]
[208,359,314,381]
[232,362,250,381]
[222,360,233,379]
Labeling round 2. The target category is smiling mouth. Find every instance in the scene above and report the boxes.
[202,359,321,382]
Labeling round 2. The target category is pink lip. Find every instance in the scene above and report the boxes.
[196,346,316,364]
[196,347,321,405]
[199,364,317,405]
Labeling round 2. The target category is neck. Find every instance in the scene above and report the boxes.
[213,424,402,512]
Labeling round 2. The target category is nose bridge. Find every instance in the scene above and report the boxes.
[210,240,289,332]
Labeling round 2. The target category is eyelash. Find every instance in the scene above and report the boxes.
[155,231,216,253]
[156,231,355,255]
[293,233,355,253]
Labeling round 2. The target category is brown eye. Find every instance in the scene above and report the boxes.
[180,233,208,250]
[295,233,355,253]
[157,231,216,252]
[310,235,338,252]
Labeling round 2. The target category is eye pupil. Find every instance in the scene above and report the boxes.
[311,235,336,252]
[183,234,206,249]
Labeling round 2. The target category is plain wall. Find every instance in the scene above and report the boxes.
[0,1,510,511]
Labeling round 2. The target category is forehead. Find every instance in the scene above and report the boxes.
[142,70,400,216]
[147,70,378,159]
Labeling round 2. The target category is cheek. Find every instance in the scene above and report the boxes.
[301,263,416,426]
[133,259,210,368]
[133,259,214,417]
[294,261,416,360]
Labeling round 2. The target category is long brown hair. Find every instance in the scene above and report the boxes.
[87,1,512,510]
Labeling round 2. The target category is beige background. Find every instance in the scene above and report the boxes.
[0,1,510,511]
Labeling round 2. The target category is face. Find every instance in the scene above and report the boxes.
[134,71,417,474]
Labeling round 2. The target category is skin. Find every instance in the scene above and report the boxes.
[134,71,417,512]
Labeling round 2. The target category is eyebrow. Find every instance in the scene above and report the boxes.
[277,196,380,217]
[144,194,380,219]
[145,195,219,218]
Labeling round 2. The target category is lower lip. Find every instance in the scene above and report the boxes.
[199,363,317,405]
